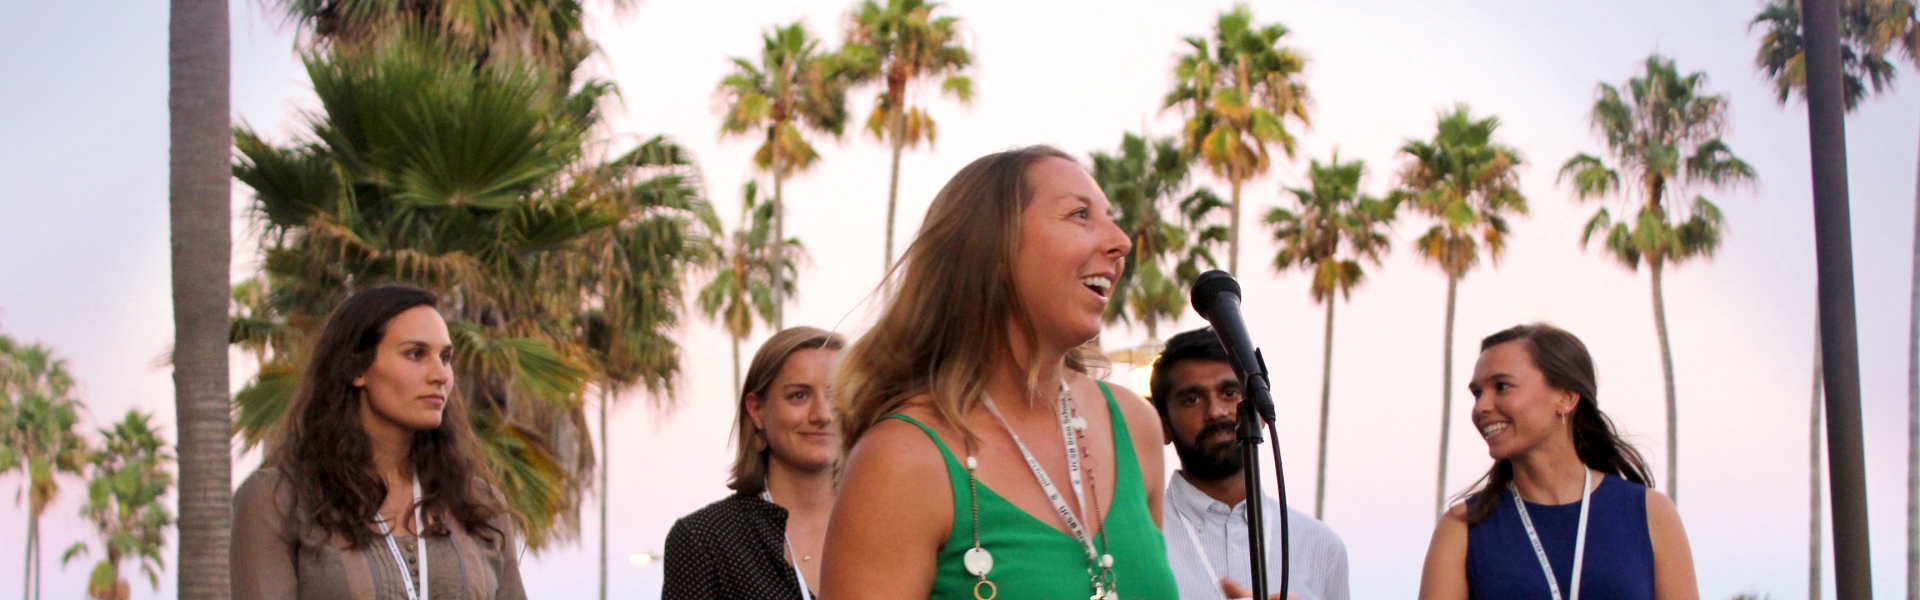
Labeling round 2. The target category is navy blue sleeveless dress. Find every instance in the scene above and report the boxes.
[1466,474,1655,600]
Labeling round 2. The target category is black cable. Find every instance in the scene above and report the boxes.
[1265,418,1289,600]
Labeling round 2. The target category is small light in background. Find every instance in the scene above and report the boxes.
[630,552,661,567]
[1129,364,1153,397]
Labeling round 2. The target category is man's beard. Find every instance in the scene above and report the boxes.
[1173,418,1244,481]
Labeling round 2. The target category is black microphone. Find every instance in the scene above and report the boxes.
[1189,270,1277,424]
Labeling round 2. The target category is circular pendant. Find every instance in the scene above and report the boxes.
[964,547,994,576]
[973,579,998,600]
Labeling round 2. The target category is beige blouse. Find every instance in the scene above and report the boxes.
[231,467,528,600]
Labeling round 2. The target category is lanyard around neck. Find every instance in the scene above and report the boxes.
[980,382,1098,563]
[761,490,812,600]
[1173,508,1228,600]
[1509,469,1593,600]
[376,479,427,600]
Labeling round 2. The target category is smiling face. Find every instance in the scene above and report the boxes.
[354,305,454,438]
[1468,340,1579,461]
[748,347,840,474]
[1162,358,1245,480]
[1010,156,1132,349]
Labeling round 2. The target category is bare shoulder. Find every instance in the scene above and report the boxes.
[1644,487,1680,519]
[1097,377,1162,440]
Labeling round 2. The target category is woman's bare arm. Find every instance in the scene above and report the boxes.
[819,417,955,599]
[1646,489,1699,600]
[1417,504,1470,600]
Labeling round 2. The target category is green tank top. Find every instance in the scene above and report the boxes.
[884,381,1179,599]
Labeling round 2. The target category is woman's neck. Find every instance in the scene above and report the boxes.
[367,421,416,489]
[764,458,834,519]
[1508,435,1591,505]
[988,327,1069,415]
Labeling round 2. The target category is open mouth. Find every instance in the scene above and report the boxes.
[1081,276,1113,298]
[1479,422,1509,440]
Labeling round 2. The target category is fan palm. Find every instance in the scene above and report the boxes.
[61,410,173,600]
[0,342,90,600]
[1165,3,1311,275]
[1750,2,1907,595]
[717,21,853,330]
[699,181,802,392]
[843,0,975,271]
[1559,54,1757,504]
[1090,133,1228,342]
[1395,104,1528,518]
[230,33,710,549]
[1263,154,1396,519]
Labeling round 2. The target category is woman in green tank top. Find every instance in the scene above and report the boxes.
[822,146,1179,599]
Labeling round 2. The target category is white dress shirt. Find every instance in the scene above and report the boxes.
[1162,472,1350,600]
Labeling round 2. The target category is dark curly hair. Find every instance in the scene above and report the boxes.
[269,285,509,547]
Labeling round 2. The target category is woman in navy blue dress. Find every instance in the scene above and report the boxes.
[1419,323,1697,600]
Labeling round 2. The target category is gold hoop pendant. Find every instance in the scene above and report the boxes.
[973,579,998,600]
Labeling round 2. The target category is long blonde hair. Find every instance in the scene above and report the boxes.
[727,326,845,496]
[836,146,1104,452]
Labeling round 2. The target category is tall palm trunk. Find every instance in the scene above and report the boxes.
[1907,127,1920,600]
[1812,327,1825,600]
[29,511,38,600]
[169,0,233,596]
[1649,259,1679,502]
[1434,275,1459,518]
[1227,179,1243,275]
[1314,298,1335,519]
[773,171,787,330]
[599,386,610,600]
[731,337,743,396]
[882,132,906,273]
[22,511,33,600]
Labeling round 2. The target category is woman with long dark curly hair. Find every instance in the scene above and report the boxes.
[232,285,525,600]
[1419,323,1696,600]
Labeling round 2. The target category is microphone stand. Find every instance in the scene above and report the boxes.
[1233,350,1287,600]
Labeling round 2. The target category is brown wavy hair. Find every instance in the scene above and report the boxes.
[268,285,509,547]
[727,326,845,496]
[1457,323,1653,524]
[836,146,1104,452]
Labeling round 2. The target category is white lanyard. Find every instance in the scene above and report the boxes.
[1172,509,1227,600]
[376,479,427,600]
[1509,469,1593,600]
[761,490,812,600]
[981,383,1098,563]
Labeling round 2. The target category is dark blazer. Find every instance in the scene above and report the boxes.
[662,491,811,600]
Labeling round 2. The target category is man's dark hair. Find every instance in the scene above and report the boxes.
[1149,327,1233,417]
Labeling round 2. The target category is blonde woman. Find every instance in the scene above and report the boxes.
[821,147,1178,599]
[664,326,843,599]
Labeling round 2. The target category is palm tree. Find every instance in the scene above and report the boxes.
[169,0,232,595]
[1394,104,1528,518]
[699,181,801,393]
[1749,3,1903,594]
[843,0,975,271]
[1263,154,1396,519]
[1165,3,1311,275]
[1559,55,1757,504]
[230,32,712,548]
[567,136,711,600]
[61,410,174,600]
[1090,133,1229,343]
[0,342,90,600]
[717,21,853,330]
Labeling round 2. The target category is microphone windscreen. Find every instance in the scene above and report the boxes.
[1189,270,1241,316]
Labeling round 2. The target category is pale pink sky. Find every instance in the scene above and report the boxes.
[1,0,1917,598]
